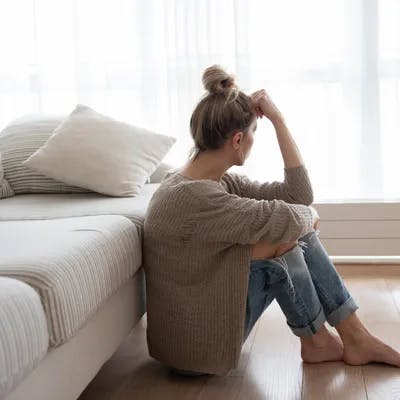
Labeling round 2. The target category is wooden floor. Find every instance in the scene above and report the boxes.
[78,265,400,400]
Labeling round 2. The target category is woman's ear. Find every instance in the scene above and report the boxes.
[231,131,243,150]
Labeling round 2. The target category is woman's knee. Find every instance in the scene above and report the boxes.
[273,240,298,257]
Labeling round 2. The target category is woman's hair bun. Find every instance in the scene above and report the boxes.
[202,64,238,95]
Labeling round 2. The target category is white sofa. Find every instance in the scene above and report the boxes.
[0,161,173,400]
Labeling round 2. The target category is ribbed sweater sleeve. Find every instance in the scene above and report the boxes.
[226,164,314,205]
[186,182,315,245]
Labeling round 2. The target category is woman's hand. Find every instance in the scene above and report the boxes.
[250,89,284,123]
[250,90,265,119]
[309,205,320,229]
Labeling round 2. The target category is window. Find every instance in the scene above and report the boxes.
[0,0,398,201]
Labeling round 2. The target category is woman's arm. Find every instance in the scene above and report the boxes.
[267,107,320,227]
[271,117,305,169]
[186,182,315,245]
[268,105,319,227]
[225,166,314,205]
[252,89,305,169]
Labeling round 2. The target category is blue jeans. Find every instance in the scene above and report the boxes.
[170,229,359,376]
[244,228,359,341]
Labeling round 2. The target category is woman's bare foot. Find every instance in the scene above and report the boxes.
[300,324,344,363]
[335,311,400,367]
[342,330,400,367]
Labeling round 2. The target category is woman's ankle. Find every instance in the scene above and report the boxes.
[335,312,370,343]
[300,324,331,346]
[300,325,344,364]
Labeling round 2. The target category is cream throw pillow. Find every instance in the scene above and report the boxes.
[23,104,176,197]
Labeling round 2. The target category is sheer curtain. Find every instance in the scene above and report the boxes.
[0,0,399,201]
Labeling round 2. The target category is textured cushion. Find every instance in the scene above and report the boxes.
[0,115,174,199]
[0,215,141,347]
[0,115,88,199]
[0,277,49,397]
[0,153,14,198]
[23,104,177,197]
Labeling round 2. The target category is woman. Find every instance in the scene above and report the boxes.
[143,64,400,377]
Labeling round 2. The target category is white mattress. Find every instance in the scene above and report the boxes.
[0,277,49,398]
[0,183,160,242]
[0,215,141,347]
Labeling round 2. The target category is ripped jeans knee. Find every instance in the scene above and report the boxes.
[298,228,321,252]
[267,229,320,300]
[269,243,301,298]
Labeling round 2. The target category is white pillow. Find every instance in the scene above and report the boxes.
[23,104,176,197]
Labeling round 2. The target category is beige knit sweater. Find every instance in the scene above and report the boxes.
[143,164,315,375]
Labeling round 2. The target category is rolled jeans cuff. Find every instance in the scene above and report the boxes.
[325,296,359,327]
[288,305,326,337]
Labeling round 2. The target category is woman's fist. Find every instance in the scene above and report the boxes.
[250,89,284,123]
[309,205,320,229]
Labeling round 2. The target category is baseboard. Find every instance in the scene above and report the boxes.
[314,202,400,256]
[335,263,400,276]
[331,256,400,264]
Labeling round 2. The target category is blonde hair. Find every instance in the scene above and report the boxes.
[188,64,256,160]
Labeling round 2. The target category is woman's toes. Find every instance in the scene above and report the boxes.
[343,335,400,367]
[371,341,400,367]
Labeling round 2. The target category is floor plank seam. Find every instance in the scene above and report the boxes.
[384,277,400,318]
[361,365,369,400]
[300,362,305,400]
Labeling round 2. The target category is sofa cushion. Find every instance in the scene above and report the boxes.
[0,277,49,398]
[0,183,160,242]
[0,153,14,198]
[22,104,177,197]
[0,111,175,199]
[0,115,89,199]
[0,215,141,347]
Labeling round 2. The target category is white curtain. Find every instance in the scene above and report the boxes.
[0,0,399,201]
